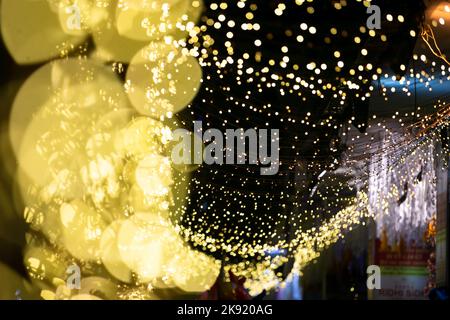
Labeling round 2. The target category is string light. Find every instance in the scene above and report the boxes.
[2,0,448,298]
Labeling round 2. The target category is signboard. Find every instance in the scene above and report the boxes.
[372,244,430,300]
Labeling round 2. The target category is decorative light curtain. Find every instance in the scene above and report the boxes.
[368,133,436,245]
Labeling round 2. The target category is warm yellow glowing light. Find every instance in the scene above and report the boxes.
[126,42,202,119]
[1,0,86,64]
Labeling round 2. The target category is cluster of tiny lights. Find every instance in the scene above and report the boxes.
[171,0,450,293]
[2,0,448,298]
